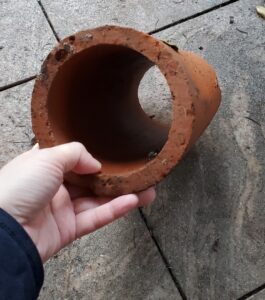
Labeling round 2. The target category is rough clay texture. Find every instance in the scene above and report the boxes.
[32,26,220,196]
[0,0,56,87]
[142,0,265,299]
[41,0,228,38]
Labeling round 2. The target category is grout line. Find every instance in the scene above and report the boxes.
[0,76,36,92]
[138,208,187,300]
[37,0,61,42]
[237,283,265,300]
[148,0,240,35]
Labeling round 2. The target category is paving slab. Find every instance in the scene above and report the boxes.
[0,82,34,167]
[0,0,56,87]
[0,84,180,299]
[40,211,180,300]
[41,0,228,38]
[141,0,265,299]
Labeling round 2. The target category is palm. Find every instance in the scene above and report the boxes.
[24,185,76,262]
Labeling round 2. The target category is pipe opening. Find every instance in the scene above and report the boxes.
[48,44,172,173]
[138,65,172,126]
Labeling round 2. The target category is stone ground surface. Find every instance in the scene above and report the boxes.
[40,0,228,38]
[0,0,264,299]
[0,0,56,87]
[145,0,265,299]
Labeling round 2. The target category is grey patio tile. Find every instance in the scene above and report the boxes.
[41,0,228,38]
[0,81,34,167]
[40,211,181,300]
[0,0,56,87]
[141,0,265,299]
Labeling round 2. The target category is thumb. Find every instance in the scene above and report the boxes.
[43,142,101,174]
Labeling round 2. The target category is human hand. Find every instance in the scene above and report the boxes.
[0,142,155,262]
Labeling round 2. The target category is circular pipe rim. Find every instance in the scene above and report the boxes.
[32,25,196,196]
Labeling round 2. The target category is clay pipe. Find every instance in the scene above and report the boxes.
[31,25,221,196]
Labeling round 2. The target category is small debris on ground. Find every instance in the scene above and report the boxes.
[256,6,265,19]
[229,16,234,24]
[147,150,158,161]
[236,28,248,34]
[212,238,220,252]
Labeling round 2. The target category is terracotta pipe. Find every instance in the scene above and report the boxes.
[31,25,221,196]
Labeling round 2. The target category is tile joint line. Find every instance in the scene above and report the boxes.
[0,76,36,92]
[37,0,61,42]
[149,0,240,35]
[138,208,188,300]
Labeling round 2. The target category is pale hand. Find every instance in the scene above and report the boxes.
[0,142,155,262]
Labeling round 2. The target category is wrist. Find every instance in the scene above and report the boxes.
[0,202,24,225]
[0,207,44,265]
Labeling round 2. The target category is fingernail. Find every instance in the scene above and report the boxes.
[91,157,102,170]
[32,143,39,150]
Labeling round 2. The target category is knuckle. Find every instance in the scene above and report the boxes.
[70,141,84,150]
